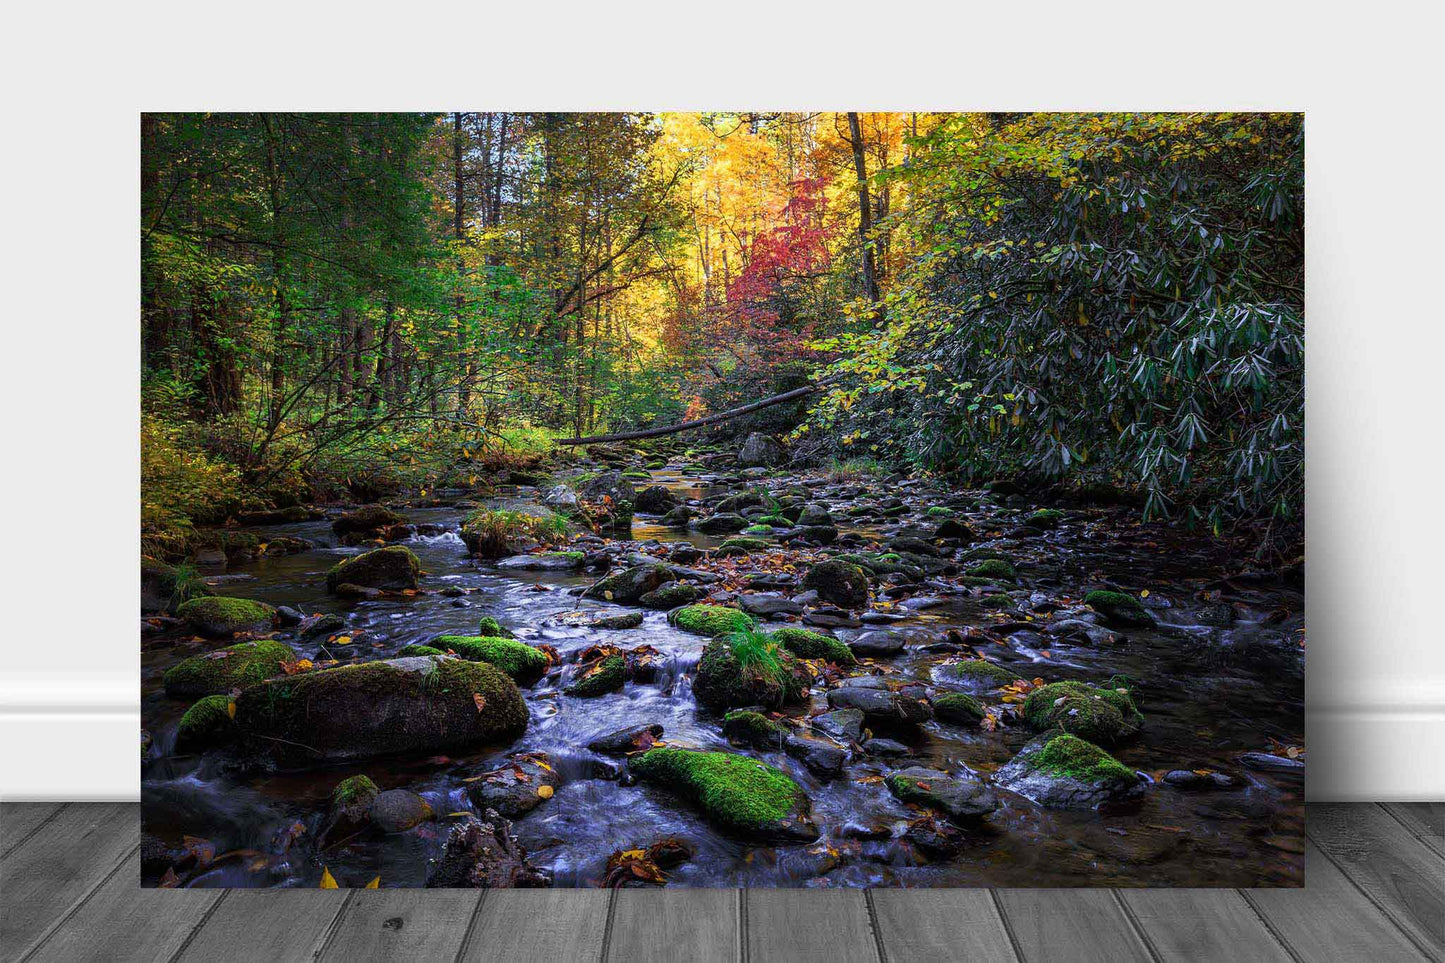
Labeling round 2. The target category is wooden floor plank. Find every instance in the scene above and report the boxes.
[745,889,878,963]
[993,889,1150,963]
[318,888,481,962]
[24,852,223,963]
[0,803,66,858]
[1243,839,1433,963]
[174,888,351,962]
[1116,889,1293,963]
[1309,802,1445,956]
[0,802,136,960]
[605,888,738,963]
[459,889,611,962]
[1382,803,1445,854]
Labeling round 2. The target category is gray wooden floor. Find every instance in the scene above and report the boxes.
[1,803,1440,962]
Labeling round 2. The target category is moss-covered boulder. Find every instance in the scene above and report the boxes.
[175,596,276,638]
[967,559,1016,581]
[718,536,772,553]
[433,635,549,685]
[639,582,702,610]
[933,692,986,725]
[233,655,528,767]
[947,659,1021,691]
[325,545,420,593]
[770,626,856,667]
[886,766,998,820]
[1022,680,1143,744]
[801,559,869,609]
[330,774,380,824]
[398,644,445,658]
[163,639,296,698]
[693,635,804,711]
[721,710,788,748]
[993,733,1143,809]
[629,747,818,841]
[1025,508,1065,529]
[565,654,625,698]
[495,551,586,571]
[1083,590,1154,627]
[175,695,236,753]
[582,563,675,604]
[477,616,513,638]
[669,604,753,638]
[635,485,678,515]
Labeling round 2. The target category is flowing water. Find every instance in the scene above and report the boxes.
[141,468,1305,888]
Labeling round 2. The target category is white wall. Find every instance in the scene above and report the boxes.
[1,5,1441,800]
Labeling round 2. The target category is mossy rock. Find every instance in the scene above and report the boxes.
[1083,590,1154,627]
[1022,680,1143,744]
[398,645,445,658]
[947,659,1021,690]
[477,616,513,639]
[1025,508,1065,529]
[886,766,998,820]
[175,596,276,638]
[693,635,803,711]
[670,604,754,638]
[432,635,549,685]
[582,562,675,604]
[330,774,380,824]
[163,639,296,698]
[993,733,1143,809]
[722,709,788,748]
[332,505,406,537]
[629,747,818,842]
[801,559,870,609]
[175,695,236,753]
[233,656,528,767]
[933,692,986,724]
[565,654,625,697]
[325,545,421,593]
[639,582,702,610]
[967,559,1016,581]
[695,513,749,535]
[720,536,772,553]
[924,506,956,518]
[770,627,856,667]
[754,514,792,528]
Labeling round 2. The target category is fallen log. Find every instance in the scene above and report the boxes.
[555,375,841,446]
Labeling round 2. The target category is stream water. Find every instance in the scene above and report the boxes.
[141,466,1305,888]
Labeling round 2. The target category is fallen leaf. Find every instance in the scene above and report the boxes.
[365,876,380,889]
[319,867,339,889]
[537,785,554,800]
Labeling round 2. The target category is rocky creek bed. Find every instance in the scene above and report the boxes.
[140,452,1305,889]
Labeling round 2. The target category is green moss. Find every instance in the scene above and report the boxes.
[925,506,956,518]
[770,627,856,667]
[175,596,275,636]
[1026,508,1065,528]
[967,558,1016,580]
[476,616,513,638]
[629,748,808,837]
[723,709,787,746]
[1083,590,1152,625]
[948,659,1021,688]
[332,774,380,810]
[1032,734,1135,783]
[163,639,296,698]
[433,635,549,685]
[740,525,774,537]
[719,536,772,552]
[543,550,585,562]
[639,583,701,609]
[566,654,625,697]
[754,514,792,528]
[933,692,986,724]
[1022,681,1143,744]
[325,545,421,592]
[671,604,754,638]
[398,644,444,657]
[175,695,235,752]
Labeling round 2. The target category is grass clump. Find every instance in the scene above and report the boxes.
[825,456,884,481]
[432,635,549,685]
[769,626,856,667]
[460,508,568,558]
[1032,734,1136,783]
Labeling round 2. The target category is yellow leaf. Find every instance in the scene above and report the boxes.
[319,867,339,889]
[226,700,236,719]
[333,636,352,646]
[364,876,380,889]
[1140,589,1150,598]
[537,784,554,799]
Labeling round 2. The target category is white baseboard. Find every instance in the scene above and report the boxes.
[2,683,1441,801]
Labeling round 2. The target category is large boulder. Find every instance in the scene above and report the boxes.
[738,433,786,468]
[695,513,749,535]
[993,733,1143,809]
[175,596,276,638]
[325,545,420,593]
[1083,590,1155,628]
[635,485,679,515]
[494,551,586,571]
[233,655,528,767]
[669,604,753,637]
[886,766,998,820]
[163,639,296,698]
[578,472,637,531]
[370,789,433,833]
[175,695,236,753]
[826,679,933,727]
[801,559,869,609]
[693,635,805,711]
[582,562,676,604]
[332,505,407,545]
[629,747,819,842]
[1022,681,1144,745]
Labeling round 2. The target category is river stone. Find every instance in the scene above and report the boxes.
[582,562,675,604]
[465,753,560,818]
[738,433,786,468]
[660,505,694,527]
[325,545,420,593]
[142,558,212,614]
[693,636,804,710]
[826,680,933,727]
[784,732,848,779]
[935,518,975,541]
[495,552,586,571]
[848,629,909,657]
[801,559,869,609]
[886,766,998,820]
[738,594,804,618]
[233,655,527,767]
[175,596,277,637]
[298,613,346,640]
[541,484,580,511]
[1239,751,1305,772]
[639,582,703,609]
[1163,769,1237,790]
[863,738,912,758]
[635,485,678,514]
[578,471,636,530]
[993,733,1144,810]
[810,708,865,742]
[332,504,407,541]
[370,789,433,833]
[695,512,749,534]
[587,723,664,755]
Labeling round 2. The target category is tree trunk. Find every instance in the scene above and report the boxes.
[847,112,880,305]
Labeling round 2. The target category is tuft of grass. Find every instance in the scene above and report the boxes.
[462,508,568,557]
[169,562,211,609]
[824,456,885,482]
[725,628,787,686]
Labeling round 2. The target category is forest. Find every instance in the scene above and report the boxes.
[142,112,1303,557]
[140,112,1307,890]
